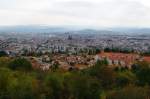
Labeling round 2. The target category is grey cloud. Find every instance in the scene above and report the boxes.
[58,1,94,8]
[0,0,150,27]
[45,0,149,18]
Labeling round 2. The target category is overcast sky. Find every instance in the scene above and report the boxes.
[0,0,150,27]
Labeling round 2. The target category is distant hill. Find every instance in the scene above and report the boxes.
[108,27,150,35]
[0,26,118,35]
[71,29,120,35]
[0,25,71,33]
[0,26,150,35]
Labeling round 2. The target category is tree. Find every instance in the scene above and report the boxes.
[0,68,11,98]
[106,85,150,99]
[115,71,137,88]
[44,73,63,99]
[0,57,11,68]
[9,58,32,71]
[95,48,100,54]
[134,61,150,86]
[85,60,116,89]
[0,68,40,99]
[64,73,101,99]
[51,61,60,71]
[0,51,7,57]
[136,66,150,85]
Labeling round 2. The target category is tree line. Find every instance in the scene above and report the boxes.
[0,57,150,99]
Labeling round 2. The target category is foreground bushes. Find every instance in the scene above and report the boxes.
[106,85,150,99]
[8,58,32,71]
[0,57,150,99]
[0,68,102,99]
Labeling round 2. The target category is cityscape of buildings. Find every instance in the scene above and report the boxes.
[0,31,150,71]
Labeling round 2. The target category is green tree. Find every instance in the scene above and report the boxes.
[51,61,60,72]
[0,68,11,98]
[116,71,137,88]
[44,73,63,99]
[0,57,11,68]
[0,51,7,57]
[106,85,150,99]
[86,60,115,89]
[133,61,150,86]
[65,73,101,99]
[8,57,32,71]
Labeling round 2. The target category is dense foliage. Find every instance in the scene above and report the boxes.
[104,47,134,53]
[0,51,7,57]
[8,58,32,71]
[0,57,150,99]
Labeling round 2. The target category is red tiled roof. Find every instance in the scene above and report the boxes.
[98,52,139,65]
[143,56,150,63]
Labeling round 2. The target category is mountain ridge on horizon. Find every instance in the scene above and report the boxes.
[0,25,150,35]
